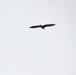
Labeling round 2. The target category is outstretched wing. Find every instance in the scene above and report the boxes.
[29,25,41,28]
[43,24,56,28]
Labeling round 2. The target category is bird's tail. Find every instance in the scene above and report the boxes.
[41,27,45,29]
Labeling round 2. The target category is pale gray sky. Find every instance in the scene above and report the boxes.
[0,0,76,75]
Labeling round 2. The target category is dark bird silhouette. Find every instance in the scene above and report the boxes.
[29,24,56,29]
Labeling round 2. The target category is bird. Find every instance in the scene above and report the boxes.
[29,24,56,29]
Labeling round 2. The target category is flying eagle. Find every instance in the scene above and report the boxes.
[29,24,56,29]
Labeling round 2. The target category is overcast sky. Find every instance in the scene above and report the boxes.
[0,0,76,75]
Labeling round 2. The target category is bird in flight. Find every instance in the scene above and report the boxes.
[29,24,56,29]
